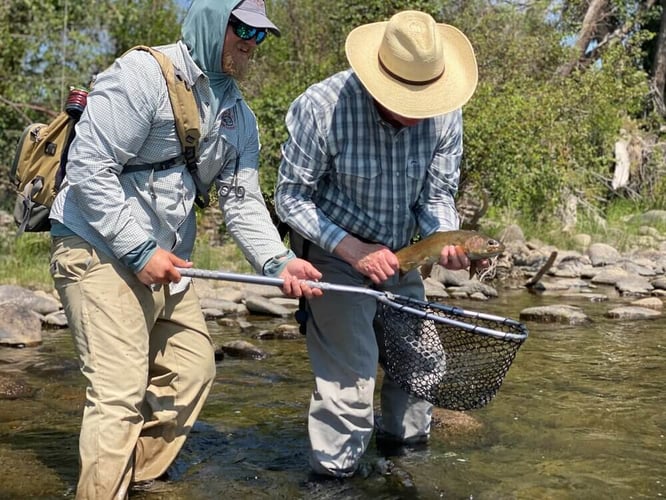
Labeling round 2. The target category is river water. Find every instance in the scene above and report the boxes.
[0,287,664,499]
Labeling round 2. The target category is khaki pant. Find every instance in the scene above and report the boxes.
[294,235,432,477]
[50,236,215,500]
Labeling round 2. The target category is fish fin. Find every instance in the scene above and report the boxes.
[469,260,477,280]
[419,262,434,279]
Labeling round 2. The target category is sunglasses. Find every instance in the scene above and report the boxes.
[229,18,267,45]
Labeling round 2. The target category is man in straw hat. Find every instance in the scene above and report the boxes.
[275,10,479,477]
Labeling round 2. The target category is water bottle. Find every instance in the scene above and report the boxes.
[65,86,88,120]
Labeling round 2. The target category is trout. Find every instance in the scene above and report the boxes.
[395,230,505,277]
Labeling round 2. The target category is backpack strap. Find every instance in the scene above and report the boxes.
[127,45,208,207]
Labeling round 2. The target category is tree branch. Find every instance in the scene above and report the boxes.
[0,94,59,123]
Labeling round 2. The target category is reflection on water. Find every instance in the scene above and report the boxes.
[0,289,664,499]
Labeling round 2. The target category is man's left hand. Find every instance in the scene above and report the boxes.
[438,245,490,274]
[279,258,324,299]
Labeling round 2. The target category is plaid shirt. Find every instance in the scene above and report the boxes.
[275,69,463,253]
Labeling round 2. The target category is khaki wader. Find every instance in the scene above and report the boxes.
[292,234,432,477]
[50,235,215,500]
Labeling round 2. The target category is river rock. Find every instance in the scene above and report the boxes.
[587,243,621,266]
[638,225,663,239]
[430,266,470,287]
[590,267,630,285]
[519,304,591,324]
[254,323,301,340]
[219,340,268,360]
[202,308,226,319]
[243,283,285,299]
[423,277,449,299]
[431,408,483,435]
[630,297,663,310]
[634,249,666,268]
[560,291,609,302]
[619,259,657,277]
[43,310,68,328]
[452,280,499,298]
[0,303,43,347]
[30,358,80,375]
[605,306,662,320]
[550,277,592,290]
[533,279,584,294]
[192,278,245,303]
[499,224,525,243]
[0,285,61,315]
[572,233,592,251]
[614,276,654,296]
[199,297,247,316]
[652,277,666,290]
[551,257,589,278]
[244,293,291,317]
[269,297,300,308]
[512,247,553,268]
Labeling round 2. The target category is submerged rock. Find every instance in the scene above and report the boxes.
[218,340,268,360]
[0,372,35,399]
[605,306,662,320]
[519,304,591,325]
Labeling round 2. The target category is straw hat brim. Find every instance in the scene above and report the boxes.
[345,22,478,119]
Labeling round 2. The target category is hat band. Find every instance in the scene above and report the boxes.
[378,56,444,86]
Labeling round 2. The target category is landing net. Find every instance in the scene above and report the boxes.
[375,296,527,410]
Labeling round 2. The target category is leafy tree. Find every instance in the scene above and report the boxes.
[249,0,449,200]
[1,0,663,231]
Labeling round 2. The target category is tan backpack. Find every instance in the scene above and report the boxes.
[10,45,201,235]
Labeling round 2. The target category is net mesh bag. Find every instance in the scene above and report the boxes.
[375,296,528,411]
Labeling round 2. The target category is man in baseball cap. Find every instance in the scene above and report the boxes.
[51,0,320,497]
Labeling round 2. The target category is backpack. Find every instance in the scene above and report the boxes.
[9,44,201,236]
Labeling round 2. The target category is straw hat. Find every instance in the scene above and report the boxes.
[345,10,478,119]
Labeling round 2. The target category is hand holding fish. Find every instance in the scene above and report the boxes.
[395,230,504,279]
[334,235,399,284]
[438,244,471,271]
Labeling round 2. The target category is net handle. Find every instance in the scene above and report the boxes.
[177,267,386,297]
[176,268,526,341]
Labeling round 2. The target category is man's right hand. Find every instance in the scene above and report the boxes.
[136,248,192,285]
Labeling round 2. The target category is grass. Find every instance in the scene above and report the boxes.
[485,199,666,253]
[0,230,254,291]
[0,231,52,290]
[191,234,254,274]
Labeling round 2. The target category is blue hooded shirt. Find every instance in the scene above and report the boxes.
[182,0,241,118]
